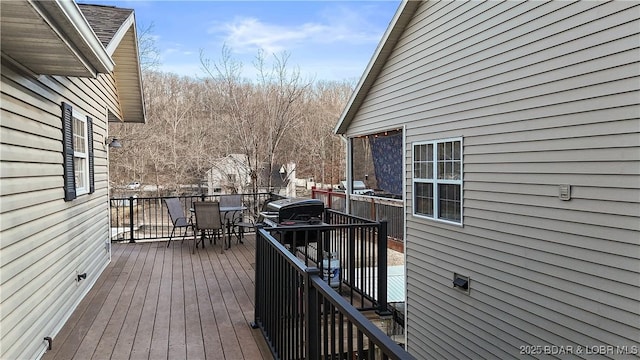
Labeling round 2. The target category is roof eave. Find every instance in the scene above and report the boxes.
[28,0,113,76]
[53,0,115,73]
[334,0,420,135]
[108,12,147,123]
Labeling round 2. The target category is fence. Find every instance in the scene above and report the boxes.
[253,226,414,360]
[312,188,404,242]
[311,187,346,212]
[109,192,283,242]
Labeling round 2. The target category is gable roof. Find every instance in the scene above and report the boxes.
[334,0,420,135]
[79,3,146,123]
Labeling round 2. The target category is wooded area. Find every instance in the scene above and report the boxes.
[109,45,352,194]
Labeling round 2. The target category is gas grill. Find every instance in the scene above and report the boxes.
[260,198,325,245]
[262,198,325,226]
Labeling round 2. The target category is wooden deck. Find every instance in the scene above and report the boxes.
[42,236,273,360]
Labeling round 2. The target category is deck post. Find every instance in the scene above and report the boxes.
[251,225,264,329]
[304,267,321,360]
[376,220,390,315]
[128,196,135,243]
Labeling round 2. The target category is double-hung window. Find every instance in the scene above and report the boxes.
[413,138,462,224]
[73,113,89,194]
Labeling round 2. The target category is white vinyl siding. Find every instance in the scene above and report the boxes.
[343,1,639,359]
[0,61,117,359]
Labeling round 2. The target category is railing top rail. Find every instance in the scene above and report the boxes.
[262,222,380,232]
[110,192,275,201]
[312,188,347,197]
[349,193,403,206]
[256,227,307,272]
[325,208,379,224]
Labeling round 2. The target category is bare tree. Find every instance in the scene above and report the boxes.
[137,22,160,72]
[201,46,312,195]
[110,33,352,198]
[292,80,353,184]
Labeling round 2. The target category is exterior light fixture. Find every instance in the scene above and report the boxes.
[105,137,122,148]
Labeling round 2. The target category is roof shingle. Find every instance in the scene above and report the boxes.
[78,4,133,48]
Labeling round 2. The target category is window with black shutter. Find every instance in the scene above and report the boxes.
[62,103,76,201]
[62,103,95,200]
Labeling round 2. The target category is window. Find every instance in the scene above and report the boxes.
[62,102,94,201]
[413,138,462,224]
[73,114,89,194]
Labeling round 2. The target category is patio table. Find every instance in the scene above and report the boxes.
[220,205,247,249]
[190,205,246,250]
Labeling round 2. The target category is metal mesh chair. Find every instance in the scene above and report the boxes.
[164,197,192,247]
[220,194,251,244]
[192,201,224,253]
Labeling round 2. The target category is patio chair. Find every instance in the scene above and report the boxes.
[219,194,252,244]
[164,197,192,247]
[192,201,224,254]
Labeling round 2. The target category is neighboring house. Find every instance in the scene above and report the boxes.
[336,1,639,359]
[0,2,145,359]
[206,153,294,196]
[206,153,252,194]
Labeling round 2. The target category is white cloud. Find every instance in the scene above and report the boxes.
[216,17,307,54]
[209,5,383,55]
[160,43,195,60]
[160,62,205,78]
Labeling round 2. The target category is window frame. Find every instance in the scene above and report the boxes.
[72,110,90,195]
[412,137,463,225]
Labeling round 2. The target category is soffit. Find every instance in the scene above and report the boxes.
[1,0,112,77]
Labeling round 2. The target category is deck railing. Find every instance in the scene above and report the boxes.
[324,209,388,312]
[109,192,283,242]
[312,188,404,242]
[253,226,414,360]
[311,187,346,212]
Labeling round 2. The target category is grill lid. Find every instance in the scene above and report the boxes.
[266,198,324,222]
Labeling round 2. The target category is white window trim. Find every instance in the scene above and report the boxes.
[412,137,463,225]
[73,109,89,195]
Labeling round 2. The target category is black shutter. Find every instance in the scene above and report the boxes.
[87,116,95,194]
[62,102,76,201]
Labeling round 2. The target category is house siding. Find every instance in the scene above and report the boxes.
[347,1,639,359]
[0,61,117,359]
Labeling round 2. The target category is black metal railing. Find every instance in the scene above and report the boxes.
[264,210,388,314]
[324,209,388,313]
[109,192,284,242]
[253,226,413,360]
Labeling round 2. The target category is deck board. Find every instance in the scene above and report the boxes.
[42,237,272,360]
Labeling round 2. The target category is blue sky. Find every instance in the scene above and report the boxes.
[90,1,401,82]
